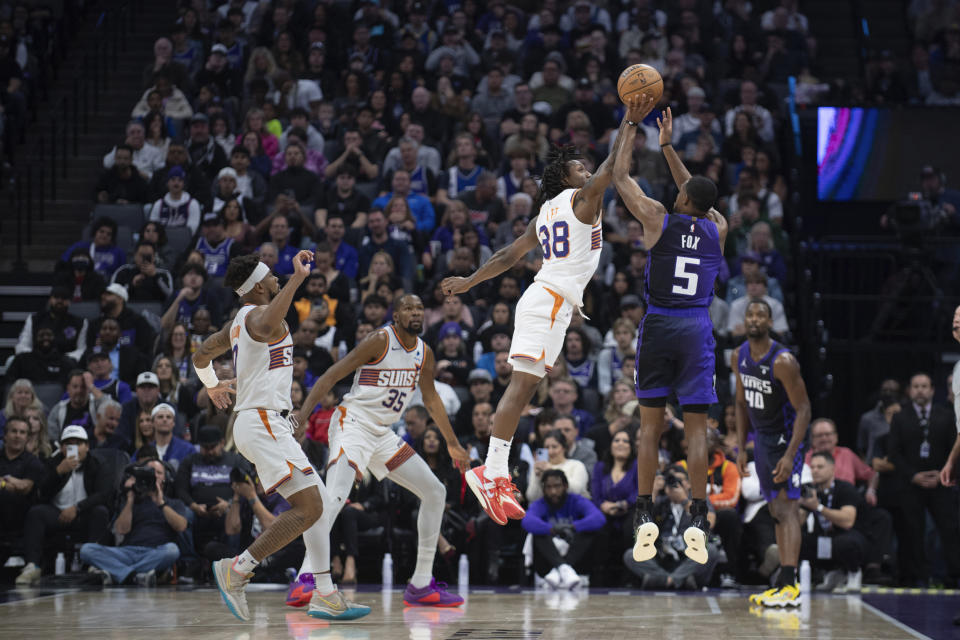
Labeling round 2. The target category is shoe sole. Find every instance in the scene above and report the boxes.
[465,469,507,526]
[308,606,372,620]
[763,596,802,608]
[632,522,659,562]
[403,599,463,608]
[212,560,250,622]
[683,527,708,564]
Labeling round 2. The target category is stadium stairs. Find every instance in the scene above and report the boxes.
[0,1,175,371]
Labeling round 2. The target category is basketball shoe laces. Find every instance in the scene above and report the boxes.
[494,477,523,516]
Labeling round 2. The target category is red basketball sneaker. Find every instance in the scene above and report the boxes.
[497,478,526,520]
[465,465,508,525]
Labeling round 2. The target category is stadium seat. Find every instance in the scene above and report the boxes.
[165,227,194,256]
[92,204,145,230]
[33,382,65,410]
[70,301,101,320]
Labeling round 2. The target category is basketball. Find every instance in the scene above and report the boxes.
[617,63,663,105]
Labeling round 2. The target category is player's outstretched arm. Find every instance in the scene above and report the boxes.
[774,351,811,481]
[192,324,236,409]
[613,96,667,230]
[657,108,692,189]
[296,329,389,426]
[419,346,470,472]
[246,250,313,342]
[441,219,539,296]
[731,355,751,477]
[572,94,657,221]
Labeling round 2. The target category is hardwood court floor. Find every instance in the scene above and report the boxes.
[0,585,947,640]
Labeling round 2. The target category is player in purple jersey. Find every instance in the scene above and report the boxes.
[612,96,728,567]
[733,299,811,607]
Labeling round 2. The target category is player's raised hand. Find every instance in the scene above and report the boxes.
[448,442,471,473]
[208,378,236,410]
[441,276,471,296]
[772,454,792,484]
[292,249,314,278]
[625,93,656,123]
[736,449,750,478]
[656,107,673,146]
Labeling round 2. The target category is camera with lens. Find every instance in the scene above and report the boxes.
[125,464,158,497]
[890,194,951,247]
[665,473,683,489]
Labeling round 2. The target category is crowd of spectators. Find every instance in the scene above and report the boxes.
[1,0,959,592]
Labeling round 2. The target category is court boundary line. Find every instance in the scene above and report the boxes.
[861,601,933,640]
[0,588,80,606]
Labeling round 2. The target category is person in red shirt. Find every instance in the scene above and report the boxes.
[804,418,879,506]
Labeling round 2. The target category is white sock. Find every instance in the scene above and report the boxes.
[409,571,432,589]
[484,436,512,478]
[233,550,259,574]
[314,571,335,594]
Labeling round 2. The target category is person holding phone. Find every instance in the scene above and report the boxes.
[17,425,113,586]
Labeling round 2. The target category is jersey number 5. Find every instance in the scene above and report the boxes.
[672,257,700,296]
[539,221,569,260]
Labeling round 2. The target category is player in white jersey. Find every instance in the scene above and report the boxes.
[192,252,367,623]
[441,111,640,526]
[288,294,470,610]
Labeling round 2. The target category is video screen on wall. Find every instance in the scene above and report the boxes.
[816,107,957,201]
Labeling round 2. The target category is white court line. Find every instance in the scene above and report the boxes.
[861,601,933,640]
[0,588,79,606]
[706,596,721,615]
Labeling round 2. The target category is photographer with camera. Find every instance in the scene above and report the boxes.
[79,458,187,586]
[798,451,869,591]
[521,469,605,590]
[16,426,113,585]
[622,465,720,590]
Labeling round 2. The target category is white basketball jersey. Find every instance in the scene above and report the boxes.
[340,325,425,429]
[230,304,294,412]
[533,187,602,306]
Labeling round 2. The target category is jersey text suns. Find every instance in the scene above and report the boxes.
[357,367,421,390]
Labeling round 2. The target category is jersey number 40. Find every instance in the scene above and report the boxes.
[539,221,569,259]
[744,389,765,410]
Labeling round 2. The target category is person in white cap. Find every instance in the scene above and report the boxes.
[131,403,194,469]
[193,252,367,621]
[87,283,156,355]
[17,425,113,586]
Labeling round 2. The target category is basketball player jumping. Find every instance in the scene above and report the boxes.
[611,95,727,565]
[193,251,352,622]
[733,299,811,607]
[441,103,651,525]
[288,293,470,612]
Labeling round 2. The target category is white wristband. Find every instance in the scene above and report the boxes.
[195,361,219,389]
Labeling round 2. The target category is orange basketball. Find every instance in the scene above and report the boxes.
[617,63,663,105]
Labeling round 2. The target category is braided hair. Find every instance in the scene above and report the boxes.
[533,145,583,213]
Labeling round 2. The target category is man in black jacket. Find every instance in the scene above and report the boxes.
[175,426,250,556]
[95,143,150,204]
[16,426,112,585]
[86,283,156,356]
[4,326,78,388]
[888,372,960,586]
[15,286,88,361]
[81,318,149,389]
[110,241,174,303]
